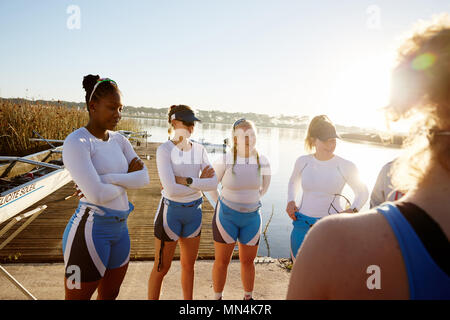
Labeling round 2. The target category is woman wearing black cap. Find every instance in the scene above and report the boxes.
[148,105,218,300]
[285,115,368,261]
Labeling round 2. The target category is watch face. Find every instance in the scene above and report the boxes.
[187,177,193,185]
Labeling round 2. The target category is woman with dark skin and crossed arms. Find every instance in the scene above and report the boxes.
[64,75,149,300]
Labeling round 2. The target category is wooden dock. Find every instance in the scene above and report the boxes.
[0,142,222,263]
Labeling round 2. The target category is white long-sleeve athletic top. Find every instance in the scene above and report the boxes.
[156,139,218,203]
[287,154,368,218]
[209,151,271,211]
[63,127,150,211]
[370,160,405,208]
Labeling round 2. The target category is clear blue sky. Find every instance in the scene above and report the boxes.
[1,0,449,129]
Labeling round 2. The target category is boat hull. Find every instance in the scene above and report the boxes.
[0,169,72,224]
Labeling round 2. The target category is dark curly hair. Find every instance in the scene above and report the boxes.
[82,74,120,111]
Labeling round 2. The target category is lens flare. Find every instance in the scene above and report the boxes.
[411,52,436,70]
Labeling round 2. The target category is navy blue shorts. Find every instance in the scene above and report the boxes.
[154,197,203,241]
[62,202,134,283]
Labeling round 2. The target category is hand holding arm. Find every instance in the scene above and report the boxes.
[100,157,150,189]
[188,146,218,191]
[62,136,125,204]
[157,146,195,197]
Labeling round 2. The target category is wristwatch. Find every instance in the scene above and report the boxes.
[186,177,193,186]
[351,207,358,213]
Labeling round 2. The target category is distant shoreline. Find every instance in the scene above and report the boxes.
[340,137,403,149]
[122,114,309,130]
[0,97,405,149]
[339,133,404,148]
[123,115,405,148]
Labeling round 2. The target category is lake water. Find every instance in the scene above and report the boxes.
[133,118,402,258]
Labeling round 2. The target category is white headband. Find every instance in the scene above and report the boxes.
[88,78,117,104]
[89,82,102,104]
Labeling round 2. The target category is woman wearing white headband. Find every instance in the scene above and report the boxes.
[209,118,271,300]
[62,74,149,300]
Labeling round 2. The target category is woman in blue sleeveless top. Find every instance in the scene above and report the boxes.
[287,15,450,300]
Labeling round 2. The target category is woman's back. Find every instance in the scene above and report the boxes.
[376,202,450,299]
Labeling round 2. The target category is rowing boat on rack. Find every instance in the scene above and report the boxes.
[0,146,72,224]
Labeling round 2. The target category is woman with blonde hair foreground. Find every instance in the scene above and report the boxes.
[287,14,450,299]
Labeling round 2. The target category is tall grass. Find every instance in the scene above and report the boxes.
[0,101,142,156]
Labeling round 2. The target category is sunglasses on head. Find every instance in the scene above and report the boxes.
[96,78,117,87]
[88,78,118,103]
[233,118,246,129]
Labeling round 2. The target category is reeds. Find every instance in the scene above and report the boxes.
[0,101,142,156]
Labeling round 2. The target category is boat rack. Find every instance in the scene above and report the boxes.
[0,129,150,299]
[0,205,47,300]
[0,138,68,300]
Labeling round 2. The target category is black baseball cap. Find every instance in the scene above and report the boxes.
[171,109,201,123]
[311,121,341,141]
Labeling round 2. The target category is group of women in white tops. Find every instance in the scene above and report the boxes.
[61,15,450,301]
[62,76,370,300]
[148,106,273,300]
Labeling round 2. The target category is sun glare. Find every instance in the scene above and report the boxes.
[327,56,394,131]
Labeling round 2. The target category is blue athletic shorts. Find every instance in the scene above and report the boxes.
[154,197,203,241]
[290,211,320,260]
[212,198,261,246]
[62,202,134,283]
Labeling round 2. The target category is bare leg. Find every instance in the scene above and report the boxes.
[238,242,259,294]
[212,241,236,295]
[96,263,129,300]
[64,278,99,300]
[179,236,201,300]
[148,238,177,300]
